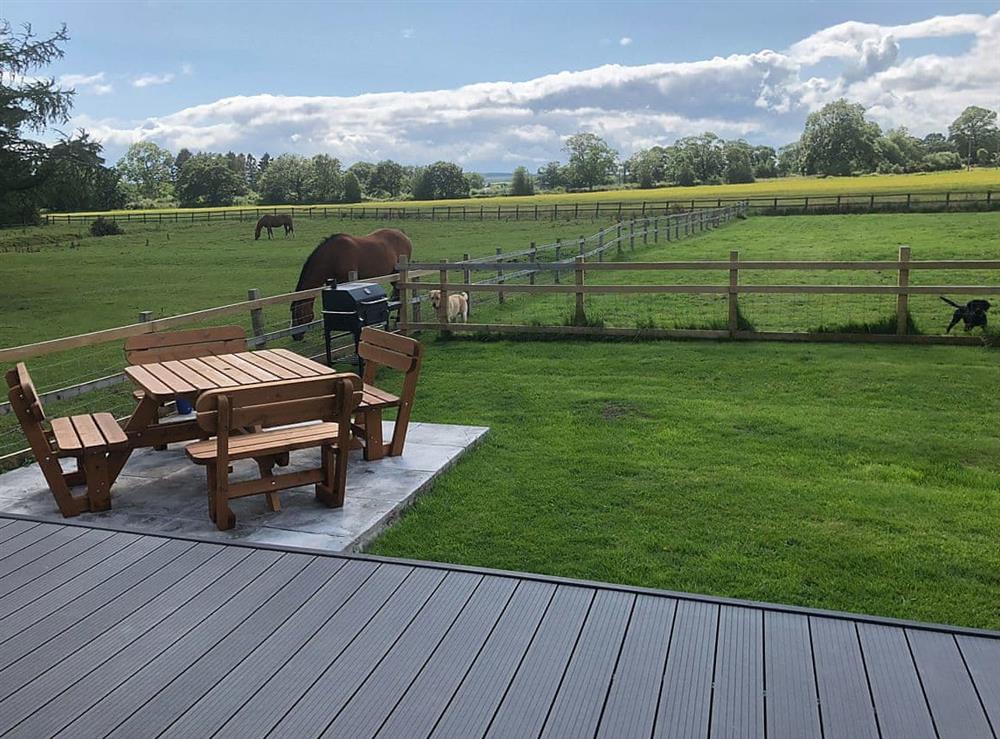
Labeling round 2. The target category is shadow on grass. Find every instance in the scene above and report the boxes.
[809,311,921,336]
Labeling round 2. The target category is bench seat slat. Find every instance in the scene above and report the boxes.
[50,417,83,453]
[360,385,400,408]
[70,414,107,451]
[185,423,342,463]
[93,413,129,448]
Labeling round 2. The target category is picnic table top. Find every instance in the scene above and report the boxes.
[123,348,336,400]
[0,512,997,738]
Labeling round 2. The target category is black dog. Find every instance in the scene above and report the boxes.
[940,297,991,332]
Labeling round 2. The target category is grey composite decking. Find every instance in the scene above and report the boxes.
[0,514,998,739]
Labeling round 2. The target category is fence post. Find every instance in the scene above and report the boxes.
[629,221,635,251]
[437,260,450,331]
[896,246,911,335]
[574,255,586,326]
[247,288,265,346]
[462,253,472,312]
[496,247,505,304]
[412,274,422,324]
[139,311,152,324]
[348,270,358,282]
[728,250,739,339]
[643,218,648,245]
[529,242,537,285]
[616,223,623,253]
[654,217,659,243]
[578,236,585,258]
[554,240,562,284]
[597,233,604,262]
[397,255,410,333]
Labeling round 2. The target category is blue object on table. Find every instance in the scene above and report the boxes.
[176,397,193,414]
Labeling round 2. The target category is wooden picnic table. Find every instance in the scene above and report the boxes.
[108,349,337,480]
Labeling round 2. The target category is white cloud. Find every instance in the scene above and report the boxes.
[401,28,415,39]
[619,37,632,46]
[132,72,175,88]
[77,10,1000,167]
[181,63,195,76]
[59,72,114,95]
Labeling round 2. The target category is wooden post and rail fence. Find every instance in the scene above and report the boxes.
[29,189,997,228]
[398,248,1000,345]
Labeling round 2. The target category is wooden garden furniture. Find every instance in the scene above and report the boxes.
[113,348,340,482]
[353,327,424,460]
[184,374,362,530]
[5,363,128,516]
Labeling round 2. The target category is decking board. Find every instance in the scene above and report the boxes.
[0,514,996,739]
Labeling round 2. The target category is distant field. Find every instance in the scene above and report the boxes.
[47,168,1000,217]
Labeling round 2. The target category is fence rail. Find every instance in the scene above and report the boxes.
[37,189,998,226]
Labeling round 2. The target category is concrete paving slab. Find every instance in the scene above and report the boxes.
[0,421,487,553]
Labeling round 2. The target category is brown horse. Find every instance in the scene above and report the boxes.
[255,214,294,240]
[290,228,413,339]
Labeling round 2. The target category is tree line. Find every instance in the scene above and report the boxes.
[2,22,999,223]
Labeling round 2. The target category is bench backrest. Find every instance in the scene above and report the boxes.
[125,326,247,365]
[194,373,362,434]
[5,363,53,457]
[358,327,423,386]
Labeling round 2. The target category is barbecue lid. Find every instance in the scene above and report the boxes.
[321,281,388,312]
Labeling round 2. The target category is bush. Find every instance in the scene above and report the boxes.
[923,152,963,171]
[89,217,124,237]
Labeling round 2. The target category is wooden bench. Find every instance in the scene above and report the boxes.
[185,374,362,531]
[124,326,247,447]
[353,327,424,460]
[5,363,129,516]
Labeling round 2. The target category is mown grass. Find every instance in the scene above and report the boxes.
[48,168,1000,216]
[369,338,1000,629]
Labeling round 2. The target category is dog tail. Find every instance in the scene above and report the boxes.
[939,296,961,308]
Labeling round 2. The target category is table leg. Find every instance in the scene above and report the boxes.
[358,410,386,461]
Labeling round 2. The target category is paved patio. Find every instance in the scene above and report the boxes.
[0,421,487,552]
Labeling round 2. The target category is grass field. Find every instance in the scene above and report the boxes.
[2,211,999,628]
[48,168,1000,217]
[465,212,1000,336]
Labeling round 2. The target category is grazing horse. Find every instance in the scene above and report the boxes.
[290,228,413,339]
[255,214,294,240]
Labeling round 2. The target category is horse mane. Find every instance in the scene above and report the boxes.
[294,233,347,291]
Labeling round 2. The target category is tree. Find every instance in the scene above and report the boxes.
[347,161,375,194]
[175,153,242,206]
[116,141,175,199]
[369,159,406,197]
[923,151,963,171]
[535,161,563,190]
[751,146,778,179]
[799,99,881,176]
[305,154,343,203]
[0,21,105,222]
[922,133,953,154]
[722,140,755,184]
[675,133,725,183]
[342,171,362,203]
[509,166,534,196]
[562,132,617,190]
[882,128,924,171]
[426,161,469,199]
[173,148,193,182]
[464,172,486,192]
[41,133,127,212]
[244,153,258,190]
[258,152,272,176]
[948,106,999,165]
[410,168,435,200]
[257,154,310,203]
[627,149,665,188]
[776,143,802,176]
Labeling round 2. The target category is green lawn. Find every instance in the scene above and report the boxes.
[370,338,1000,630]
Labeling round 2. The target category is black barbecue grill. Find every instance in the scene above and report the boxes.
[321,279,397,370]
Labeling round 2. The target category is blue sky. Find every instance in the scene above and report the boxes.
[7,1,1000,169]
